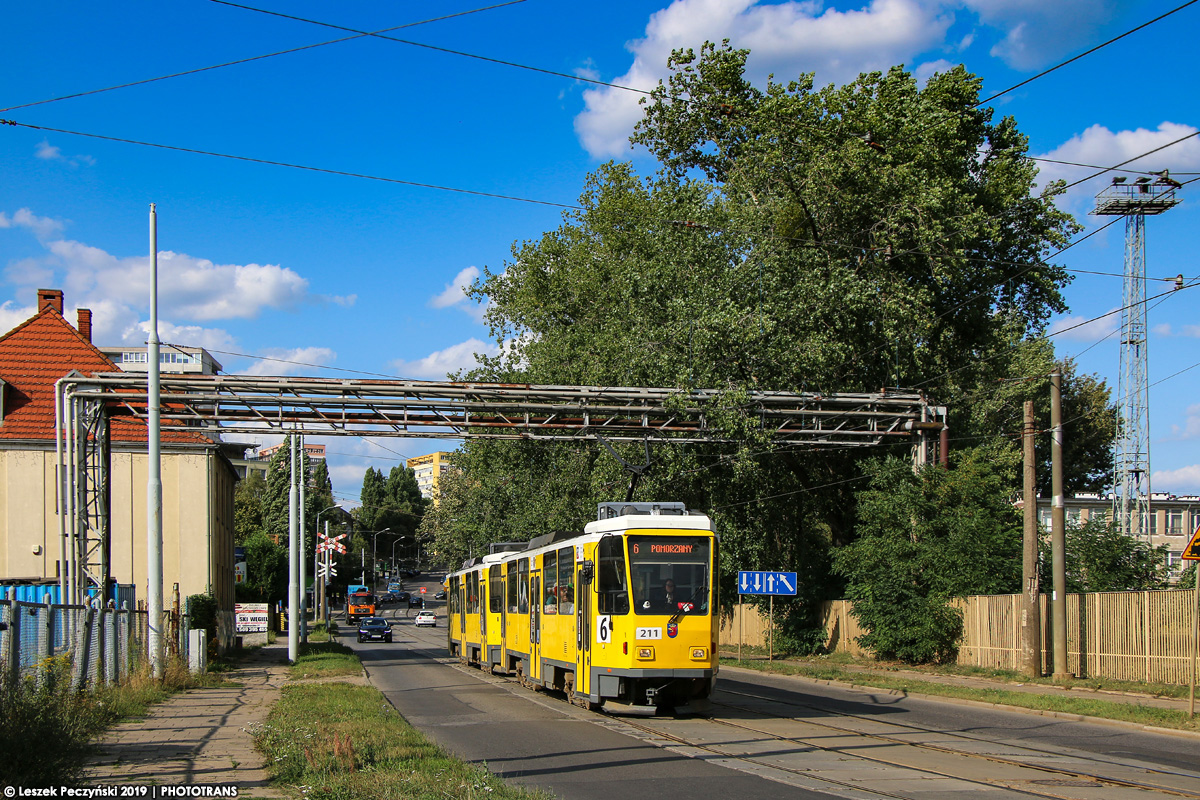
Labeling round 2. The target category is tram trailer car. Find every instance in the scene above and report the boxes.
[447,502,718,713]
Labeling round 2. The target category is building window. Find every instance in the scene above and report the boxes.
[1167,551,1184,575]
[1067,508,1082,525]
[1038,509,1052,529]
[1191,510,1200,537]
[1167,508,1184,536]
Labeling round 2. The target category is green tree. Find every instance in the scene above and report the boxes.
[443,44,1077,649]
[234,471,268,544]
[237,530,287,602]
[1041,517,1170,593]
[834,446,1023,663]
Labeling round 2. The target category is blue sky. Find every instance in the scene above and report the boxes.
[2,0,1198,504]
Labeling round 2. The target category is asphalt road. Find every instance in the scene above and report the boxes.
[356,599,837,800]
[349,584,1200,800]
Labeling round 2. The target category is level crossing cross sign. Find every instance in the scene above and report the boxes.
[1183,524,1200,561]
[738,570,798,596]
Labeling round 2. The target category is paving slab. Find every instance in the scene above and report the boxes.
[83,643,291,797]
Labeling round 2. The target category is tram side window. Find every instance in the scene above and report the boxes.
[557,546,574,615]
[506,560,519,613]
[449,576,460,614]
[518,558,529,614]
[597,535,629,614]
[467,572,480,613]
[543,551,557,614]
[489,566,503,613]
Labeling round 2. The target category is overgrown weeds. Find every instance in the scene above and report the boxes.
[0,654,226,787]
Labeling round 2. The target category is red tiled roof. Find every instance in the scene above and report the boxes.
[0,305,209,445]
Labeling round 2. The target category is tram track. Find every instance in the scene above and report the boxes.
[400,625,1200,799]
[715,685,1198,788]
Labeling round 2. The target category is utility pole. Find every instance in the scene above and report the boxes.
[146,204,164,679]
[1051,370,1071,680]
[1021,401,1041,678]
[299,434,307,645]
[288,434,299,663]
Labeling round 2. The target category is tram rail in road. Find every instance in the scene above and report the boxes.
[358,622,1200,800]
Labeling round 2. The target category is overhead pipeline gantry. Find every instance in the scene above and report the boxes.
[55,373,948,601]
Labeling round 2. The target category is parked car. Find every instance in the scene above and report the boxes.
[414,610,436,628]
[357,617,393,643]
[434,590,447,600]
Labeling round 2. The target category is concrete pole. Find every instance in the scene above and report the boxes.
[288,435,299,663]
[299,434,307,644]
[147,204,164,679]
[1051,369,1072,680]
[1021,401,1042,678]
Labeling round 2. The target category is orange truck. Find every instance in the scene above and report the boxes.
[347,589,377,623]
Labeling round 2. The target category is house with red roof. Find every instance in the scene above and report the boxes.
[0,289,237,630]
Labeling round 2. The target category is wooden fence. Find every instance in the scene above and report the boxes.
[719,588,1199,684]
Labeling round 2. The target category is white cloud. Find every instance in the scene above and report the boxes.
[1153,464,1200,495]
[33,140,94,167]
[35,140,62,160]
[913,58,955,86]
[0,300,38,336]
[1,221,350,324]
[1154,323,1200,338]
[960,0,1120,71]
[237,347,338,376]
[1169,404,1200,441]
[1033,122,1200,211]
[575,0,953,158]
[430,266,480,309]
[1048,309,1118,342]
[0,208,66,240]
[390,338,499,380]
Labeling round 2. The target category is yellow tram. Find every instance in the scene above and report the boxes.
[446,502,719,712]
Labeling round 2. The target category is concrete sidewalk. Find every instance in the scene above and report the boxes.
[83,643,292,796]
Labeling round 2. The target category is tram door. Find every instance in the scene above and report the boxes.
[499,572,507,671]
[529,571,541,684]
[575,558,592,699]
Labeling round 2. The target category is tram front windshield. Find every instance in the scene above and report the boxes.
[628,535,710,615]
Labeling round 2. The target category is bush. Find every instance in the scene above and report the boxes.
[0,657,98,787]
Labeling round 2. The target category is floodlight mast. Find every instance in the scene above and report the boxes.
[1092,175,1180,541]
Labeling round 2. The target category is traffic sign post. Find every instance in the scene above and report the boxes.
[738,571,798,662]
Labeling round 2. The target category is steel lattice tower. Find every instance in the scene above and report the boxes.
[1093,176,1179,540]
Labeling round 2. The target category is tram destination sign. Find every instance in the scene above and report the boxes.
[738,571,797,596]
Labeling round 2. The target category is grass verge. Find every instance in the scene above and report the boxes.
[722,657,1200,732]
[290,641,364,680]
[254,681,551,800]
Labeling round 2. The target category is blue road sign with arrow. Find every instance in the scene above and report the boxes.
[738,570,798,596]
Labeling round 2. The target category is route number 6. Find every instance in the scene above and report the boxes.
[597,614,612,644]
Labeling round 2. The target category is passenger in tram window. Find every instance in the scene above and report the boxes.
[544,586,558,614]
[559,584,574,615]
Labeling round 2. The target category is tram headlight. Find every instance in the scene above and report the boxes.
[690,647,708,660]
[636,646,655,660]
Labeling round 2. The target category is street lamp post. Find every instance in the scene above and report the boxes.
[370,528,391,591]
[315,504,342,624]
